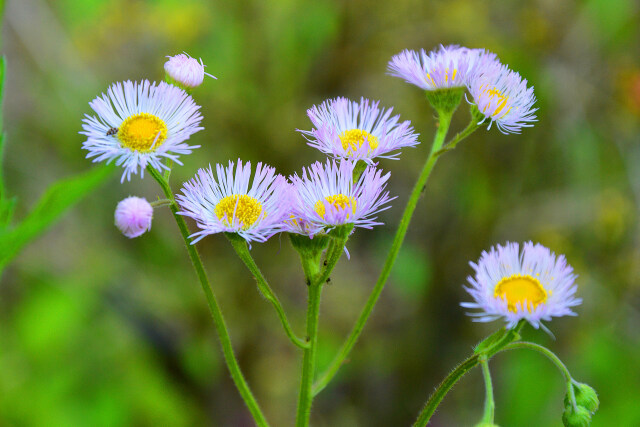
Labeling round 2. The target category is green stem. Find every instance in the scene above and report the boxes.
[226,233,309,349]
[313,111,454,396]
[147,166,269,427]
[435,120,480,157]
[295,280,323,427]
[413,354,480,427]
[501,341,572,382]
[479,355,495,423]
[501,341,577,409]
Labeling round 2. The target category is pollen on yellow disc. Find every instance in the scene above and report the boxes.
[215,194,263,229]
[314,194,356,219]
[494,274,548,313]
[118,113,168,152]
[481,86,511,117]
[339,129,379,154]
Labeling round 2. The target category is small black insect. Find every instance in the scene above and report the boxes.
[106,127,119,136]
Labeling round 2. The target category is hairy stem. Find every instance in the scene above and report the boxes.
[413,354,480,426]
[226,233,309,349]
[480,356,495,423]
[147,166,269,427]
[313,111,453,395]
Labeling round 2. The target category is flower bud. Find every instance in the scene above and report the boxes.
[115,196,153,238]
[564,382,599,414]
[164,52,216,90]
[562,404,592,427]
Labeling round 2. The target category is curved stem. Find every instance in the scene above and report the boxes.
[147,166,269,427]
[226,233,309,349]
[479,356,495,424]
[500,341,577,409]
[501,341,572,382]
[313,111,453,396]
[413,354,480,427]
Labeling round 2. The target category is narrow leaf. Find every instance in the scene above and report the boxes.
[0,165,113,270]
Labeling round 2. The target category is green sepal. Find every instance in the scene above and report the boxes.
[289,233,330,258]
[352,160,367,182]
[562,404,592,427]
[328,223,354,240]
[425,87,465,116]
[470,103,486,124]
[164,74,193,95]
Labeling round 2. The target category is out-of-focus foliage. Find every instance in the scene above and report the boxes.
[1,0,639,425]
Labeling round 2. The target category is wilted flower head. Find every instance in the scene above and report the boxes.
[467,61,537,134]
[388,45,489,90]
[81,80,203,181]
[115,196,153,238]
[287,159,393,236]
[164,52,216,89]
[461,242,581,330]
[299,97,419,162]
[176,160,289,244]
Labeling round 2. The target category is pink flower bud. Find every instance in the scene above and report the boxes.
[115,196,153,238]
[164,52,216,89]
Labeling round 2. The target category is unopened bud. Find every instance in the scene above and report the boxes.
[562,404,591,427]
[115,196,153,238]
[164,52,216,90]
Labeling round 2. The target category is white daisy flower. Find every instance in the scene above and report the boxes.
[176,160,289,244]
[467,60,538,134]
[298,97,419,162]
[286,159,393,236]
[461,242,582,330]
[81,80,203,181]
[388,45,490,90]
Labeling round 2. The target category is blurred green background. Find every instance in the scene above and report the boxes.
[1,0,639,425]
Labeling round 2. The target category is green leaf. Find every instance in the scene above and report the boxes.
[0,165,113,270]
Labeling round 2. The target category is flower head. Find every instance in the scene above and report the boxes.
[461,242,581,329]
[287,159,393,236]
[115,196,153,238]
[164,52,216,89]
[81,80,203,181]
[388,45,488,91]
[299,97,419,162]
[467,61,537,134]
[176,160,289,244]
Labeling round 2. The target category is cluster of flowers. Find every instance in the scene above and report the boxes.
[80,46,577,331]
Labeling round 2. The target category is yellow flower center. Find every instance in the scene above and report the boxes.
[214,194,263,229]
[339,129,379,155]
[314,194,357,219]
[494,274,548,313]
[480,86,511,118]
[118,113,168,152]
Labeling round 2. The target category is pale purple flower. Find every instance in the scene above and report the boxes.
[467,61,537,134]
[287,159,393,236]
[115,196,153,238]
[81,80,203,182]
[461,242,581,330]
[177,160,289,244]
[388,45,490,90]
[298,97,419,162]
[164,52,216,89]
